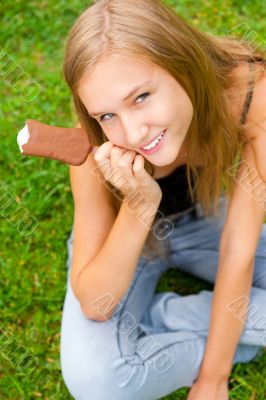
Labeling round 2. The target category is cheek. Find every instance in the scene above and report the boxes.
[103,128,124,146]
[145,101,172,123]
[100,127,114,142]
[172,94,193,124]
[151,91,181,123]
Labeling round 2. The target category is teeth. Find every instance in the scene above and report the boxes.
[143,131,164,150]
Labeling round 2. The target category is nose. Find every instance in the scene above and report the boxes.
[122,118,149,148]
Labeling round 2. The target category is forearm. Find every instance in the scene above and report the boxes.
[199,250,255,381]
[75,195,161,320]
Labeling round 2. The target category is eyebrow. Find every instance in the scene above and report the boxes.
[90,80,152,117]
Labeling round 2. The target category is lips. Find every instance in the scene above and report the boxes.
[139,130,165,150]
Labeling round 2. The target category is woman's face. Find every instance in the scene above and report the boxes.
[78,54,193,167]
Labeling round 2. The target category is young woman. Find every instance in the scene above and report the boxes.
[60,0,266,399]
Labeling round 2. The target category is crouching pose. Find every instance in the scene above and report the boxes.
[60,0,266,399]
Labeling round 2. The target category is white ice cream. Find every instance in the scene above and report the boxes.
[17,124,30,153]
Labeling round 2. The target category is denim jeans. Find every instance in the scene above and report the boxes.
[60,196,266,400]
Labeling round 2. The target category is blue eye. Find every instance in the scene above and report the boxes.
[99,113,113,122]
[99,92,150,122]
[135,92,150,103]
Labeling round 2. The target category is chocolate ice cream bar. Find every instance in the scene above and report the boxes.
[17,119,96,166]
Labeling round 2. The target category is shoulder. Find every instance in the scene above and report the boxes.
[220,69,266,251]
[225,61,265,130]
[240,65,266,180]
[243,65,266,140]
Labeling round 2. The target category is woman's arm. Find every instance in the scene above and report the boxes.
[197,241,257,381]
[71,140,163,321]
[187,67,266,395]
[76,197,161,321]
[194,125,266,384]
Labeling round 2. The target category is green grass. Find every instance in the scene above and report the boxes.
[0,0,265,398]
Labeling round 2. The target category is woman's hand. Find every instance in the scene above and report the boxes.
[92,141,162,204]
[187,377,229,400]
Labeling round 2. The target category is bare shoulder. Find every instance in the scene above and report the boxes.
[225,61,265,128]
[243,65,266,140]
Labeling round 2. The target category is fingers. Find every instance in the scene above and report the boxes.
[93,142,114,179]
[110,148,136,190]
[133,154,145,175]
[110,146,128,168]
[118,150,136,167]
[133,154,149,184]
[91,146,99,154]
[93,142,145,195]
[93,141,114,163]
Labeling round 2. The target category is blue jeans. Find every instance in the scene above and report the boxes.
[60,196,266,400]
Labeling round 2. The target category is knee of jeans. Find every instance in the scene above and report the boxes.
[61,361,108,400]
[60,306,135,400]
[61,337,116,400]
[61,346,138,400]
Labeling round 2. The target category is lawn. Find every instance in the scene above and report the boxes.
[0,0,265,399]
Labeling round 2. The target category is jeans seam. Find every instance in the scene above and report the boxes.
[115,260,149,365]
[115,259,202,369]
[139,335,202,361]
[118,332,203,368]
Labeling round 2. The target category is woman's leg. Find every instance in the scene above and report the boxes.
[61,229,183,400]
[139,196,266,356]
[60,207,265,400]
[167,196,266,289]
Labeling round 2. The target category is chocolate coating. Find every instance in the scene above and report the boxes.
[21,119,93,166]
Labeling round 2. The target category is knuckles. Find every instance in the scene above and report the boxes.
[117,161,127,168]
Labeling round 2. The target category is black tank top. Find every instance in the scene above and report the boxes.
[156,59,256,217]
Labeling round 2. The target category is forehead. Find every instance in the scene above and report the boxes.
[77,55,161,103]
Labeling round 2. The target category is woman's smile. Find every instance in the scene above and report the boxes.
[139,129,167,155]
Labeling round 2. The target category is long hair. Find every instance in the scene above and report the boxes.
[62,0,266,261]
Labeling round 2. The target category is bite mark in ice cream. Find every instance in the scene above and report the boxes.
[17,124,30,153]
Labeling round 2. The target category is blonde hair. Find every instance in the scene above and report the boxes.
[62,0,266,261]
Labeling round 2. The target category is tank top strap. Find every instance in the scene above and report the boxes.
[239,59,256,125]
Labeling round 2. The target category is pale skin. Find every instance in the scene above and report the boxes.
[78,54,266,400]
[78,53,196,175]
